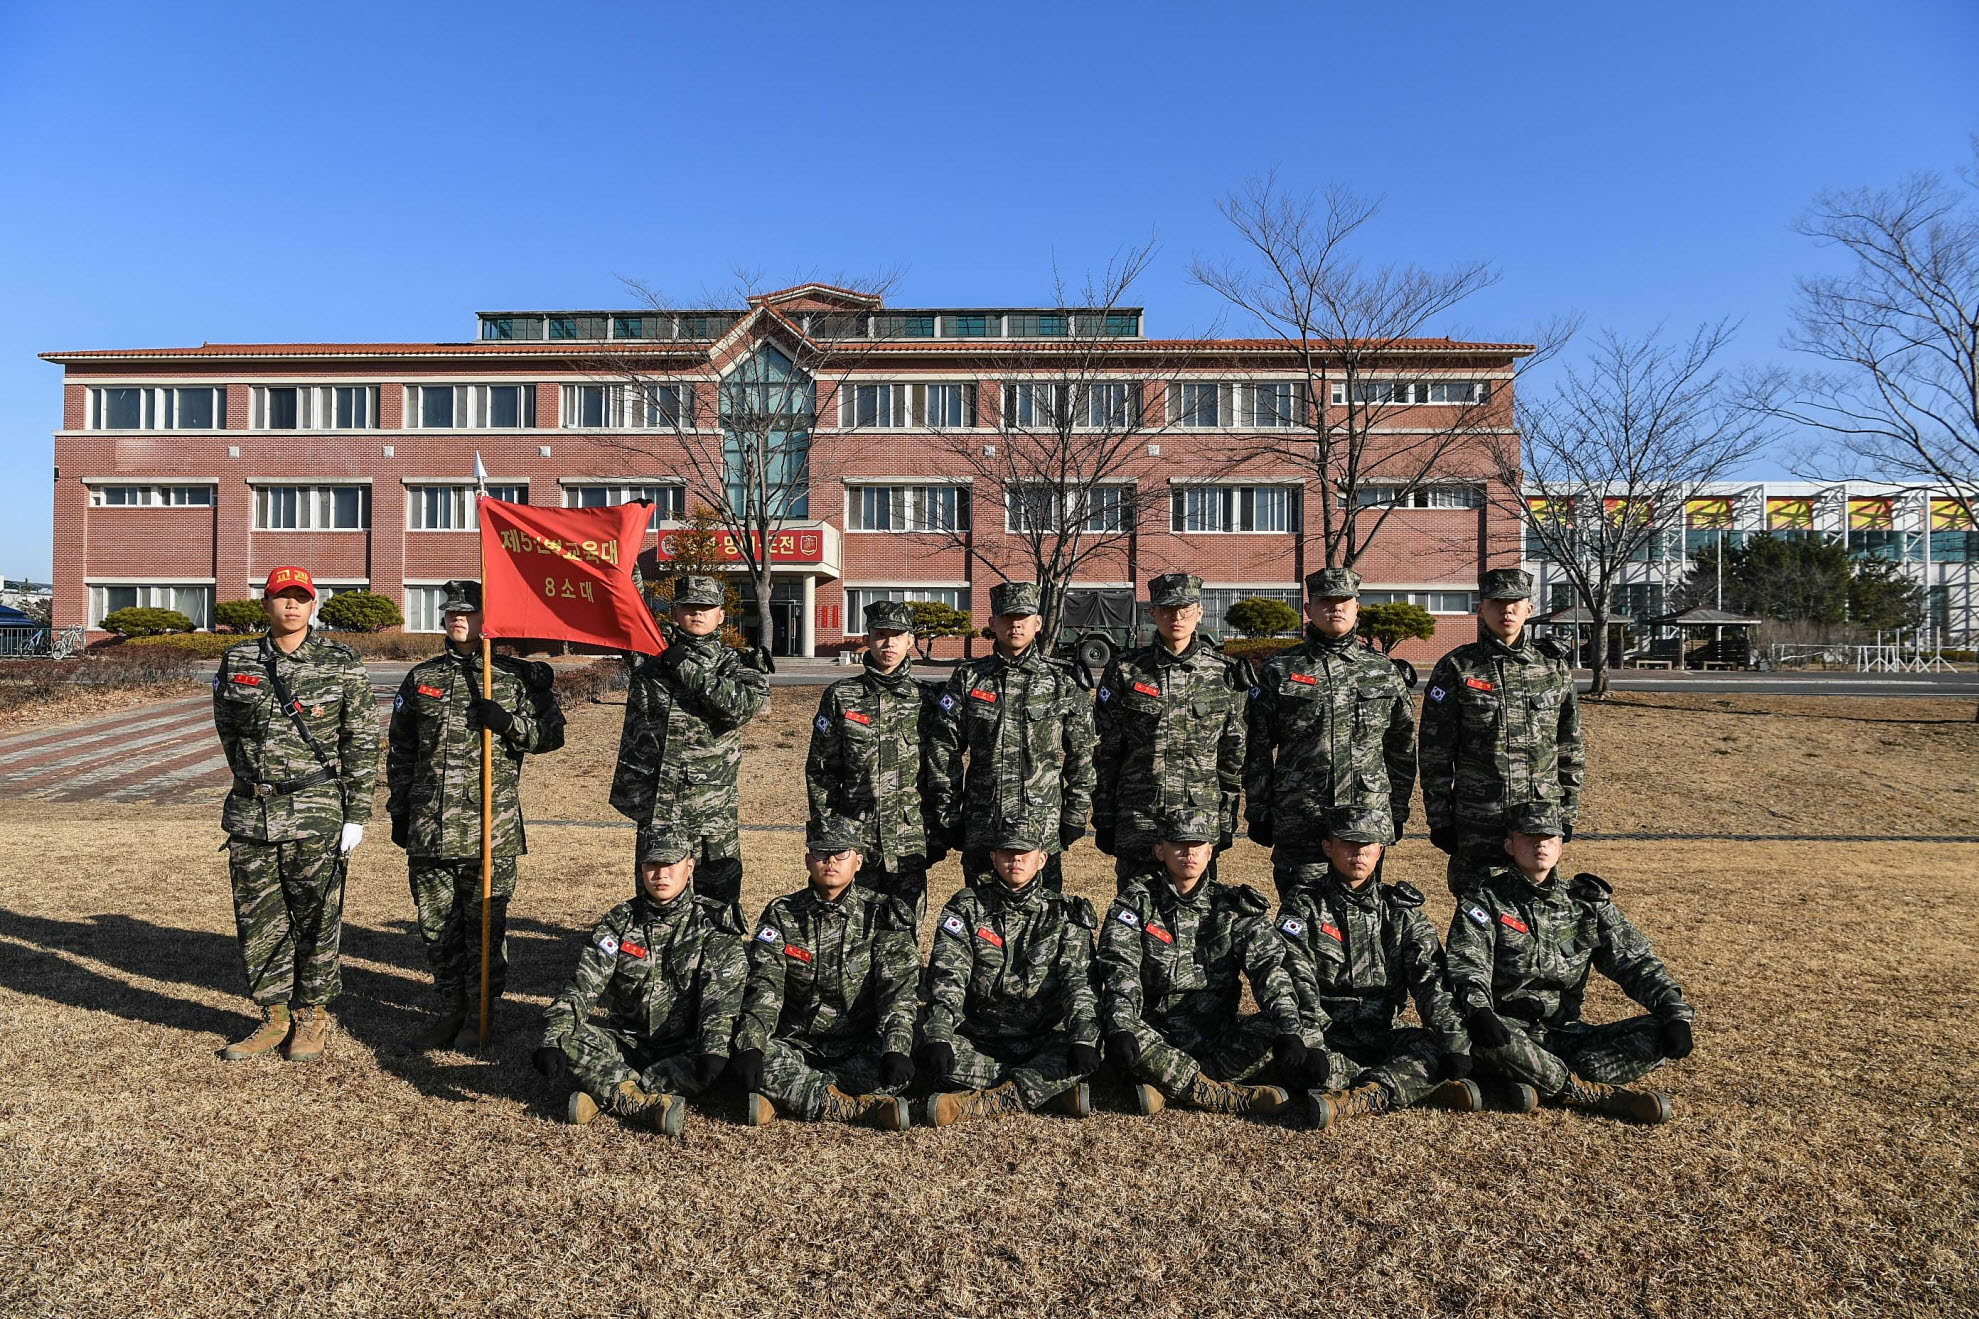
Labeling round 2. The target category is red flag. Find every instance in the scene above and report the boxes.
[478,497,666,653]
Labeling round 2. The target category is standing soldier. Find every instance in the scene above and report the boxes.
[1419,568,1584,896]
[928,581,1096,892]
[386,579,565,1049]
[212,566,377,1063]
[1244,567,1416,899]
[1092,573,1248,889]
[805,599,942,925]
[610,575,771,912]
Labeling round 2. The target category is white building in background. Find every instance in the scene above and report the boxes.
[1519,480,1978,646]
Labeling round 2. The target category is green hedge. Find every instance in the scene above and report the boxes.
[1220,638,1298,662]
[123,633,241,657]
[98,606,195,637]
[318,590,403,633]
[214,599,268,633]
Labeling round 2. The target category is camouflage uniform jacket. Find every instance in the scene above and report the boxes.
[1276,875,1467,1053]
[1096,877,1301,1042]
[1093,640,1248,851]
[1419,631,1584,833]
[609,632,771,860]
[539,892,747,1058]
[805,658,941,870]
[386,647,566,860]
[922,879,1099,1048]
[928,645,1097,853]
[1244,629,1415,849]
[213,631,378,841]
[1444,867,1692,1028]
[735,886,919,1056]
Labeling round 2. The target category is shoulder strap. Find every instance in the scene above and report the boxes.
[264,647,340,776]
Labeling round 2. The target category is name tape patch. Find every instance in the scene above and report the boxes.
[783,944,813,964]
[1464,677,1495,692]
[969,688,998,704]
[1499,914,1529,934]
[619,940,649,960]
[1145,922,1175,945]
[417,684,445,698]
[1318,922,1343,943]
[231,673,263,687]
[843,710,872,725]
[1132,681,1160,697]
[975,926,1004,949]
[1289,672,1318,686]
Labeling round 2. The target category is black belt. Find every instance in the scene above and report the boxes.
[231,768,334,799]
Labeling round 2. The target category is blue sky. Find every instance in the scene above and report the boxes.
[1,0,1973,579]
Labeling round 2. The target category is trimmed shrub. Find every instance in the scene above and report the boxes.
[214,599,267,633]
[318,590,403,633]
[1359,602,1438,654]
[98,607,195,637]
[125,633,240,657]
[1225,597,1301,639]
[1220,638,1298,663]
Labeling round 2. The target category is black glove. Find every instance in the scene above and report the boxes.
[943,823,968,853]
[1274,1034,1308,1077]
[689,1053,727,1091]
[468,695,515,736]
[1105,1029,1142,1066]
[1442,1052,1474,1082]
[1466,1009,1511,1050]
[390,815,408,849]
[1430,826,1459,856]
[730,1048,765,1093]
[1066,1042,1101,1076]
[1094,827,1116,857]
[878,1051,914,1090]
[1217,830,1234,852]
[1247,819,1274,848]
[1660,1018,1694,1060]
[920,1040,956,1079]
[531,1046,568,1080]
[1059,822,1086,850]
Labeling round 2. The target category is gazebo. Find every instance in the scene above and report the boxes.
[1532,604,1633,667]
[1643,606,1764,669]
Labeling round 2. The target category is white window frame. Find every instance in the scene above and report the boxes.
[1243,382,1307,428]
[561,481,685,529]
[845,484,970,532]
[1005,482,1136,534]
[253,484,372,531]
[88,386,227,431]
[1172,381,1231,428]
[404,385,464,430]
[405,483,528,531]
[1358,588,1479,614]
[403,583,449,633]
[1328,380,1489,406]
[843,586,971,634]
[839,382,977,430]
[1353,484,1486,510]
[88,582,215,629]
[251,385,380,430]
[88,484,216,508]
[1002,382,1062,428]
[1078,381,1143,430]
[1170,484,1301,533]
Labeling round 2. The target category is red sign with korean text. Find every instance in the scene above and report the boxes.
[478,497,666,654]
[651,527,826,564]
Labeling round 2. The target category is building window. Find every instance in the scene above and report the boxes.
[401,385,460,429]
[1007,313,1069,338]
[1244,382,1305,428]
[1330,381,1488,405]
[406,483,527,531]
[639,384,693,428]
[1081,382,1142,428]
[848,384,901,428]
[844,587,970,631]
[1171,485,1300,533]
[806,313,867,339]
[90,584,212,629]
[480,384,529,428]
[839,383,975,429]
[89,484,214,507]
[1006,484,1133,533]
[480,317,545,341]
[679,313,739,339]
[92,387,148,429]
[1353,484,1485,509]
[1175,382,1226,427]
[1359,589,1478,614]
[1003,382,1061,428]
[404,585,448,632]
[942,313,996,337]
[254,485,370,531]
[563,384,611,428]
[1072,312,1139,337]
[847,485,969,532]
[89,387,226,430]
[333,386,374,428]
[1199,587,1299,635]
[547,315,607,341]
[874,313,936,338]
[563,483,684,529]
[249,386,377,429]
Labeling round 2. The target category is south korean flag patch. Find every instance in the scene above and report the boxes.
[756,924,783,945]
[940,913,968,939]
[1429,685,1447,703]
[939,693,957,712]
[1464,904,1491,928]
[1097,687,1112,704]
[596,933,620,956]
[1279,916,1305,940]
[815,715,831,734]
[393,692,404,712]
[1113,906,1140,929]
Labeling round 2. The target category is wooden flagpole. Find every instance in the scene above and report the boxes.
[477,488,495,1048]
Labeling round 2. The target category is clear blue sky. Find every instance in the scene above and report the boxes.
[2,0,1974,580]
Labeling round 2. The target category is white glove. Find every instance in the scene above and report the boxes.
[339,823,365,855]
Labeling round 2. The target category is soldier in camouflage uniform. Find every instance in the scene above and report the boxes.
[729,817,920,1130]
[531,836,746,1138]
[1245,567,1416,900]
[1097,810,1300,1117]
[1445,805,1694,1123]
[806,599,943,925]
[928,581,1097,893]
[610,574,771,911]
[1093,573,1248,888]
[919,819,1101,1126]
[1420,568,1584,896]
[1274,811,1480,1129]
[386,580,565,1049]
[212,566,378,1063]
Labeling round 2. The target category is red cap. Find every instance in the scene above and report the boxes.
[263,566,317,599]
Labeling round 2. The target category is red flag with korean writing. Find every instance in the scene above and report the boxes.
[478,497,666,653]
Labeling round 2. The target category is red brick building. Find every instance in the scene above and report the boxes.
[45,285,1528,661]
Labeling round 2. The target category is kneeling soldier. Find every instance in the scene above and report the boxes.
[920,820,1102,1126]
[532,838,745,1138]
[1276,811,1479,1129]
[1445,806,1695,1123]
[730,818,920,1131]
[1098,810,1301,1118]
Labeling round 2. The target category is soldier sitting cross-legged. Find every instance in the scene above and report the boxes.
[1097,809,1301,1119]
[532,836,745,1138]
[918,819,1103,1127]
[729,817,921,1131]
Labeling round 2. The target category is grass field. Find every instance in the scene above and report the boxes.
[2,691,1975,1317]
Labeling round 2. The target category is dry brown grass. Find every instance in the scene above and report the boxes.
[2,692,1976,1317]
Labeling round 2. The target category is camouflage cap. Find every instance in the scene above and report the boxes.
[439,579,483,614]
[1154,808,1218,846]
[1305,566,1362,599]
[805,814,865,856]
[1326,809,1392,845]
[989,581,1041,617]
[1147,572,1203,607]
[986,818,1049,852]
[863,599,916,634]
[672,574,726,607]
[1479,567,1534,601]
[638,832,695,866]
[1506,802,1566,838]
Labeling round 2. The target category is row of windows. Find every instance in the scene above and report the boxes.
[477,311,1142,342]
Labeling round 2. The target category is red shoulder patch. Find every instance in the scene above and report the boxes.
[969,688,998,703]
[1464,677,1495,692]
[1318,921,1343,942]
[843,710,872,725]
[1499,914,1529,934]
[619,940,649,960]
[1145,922,1174,944]
[417,684,445,698]
[783,945,813,963]
[1131,681,1160,697]
[975,926,1004,949]
[1289,672,1318,686]
[230,673,262,687]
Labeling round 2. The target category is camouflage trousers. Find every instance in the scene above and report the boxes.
[963,850,1062,893]
[759,1037,905,1120]
[407,857,518,1005]
[930,1031,1091,1110]
[1121,1011,1281,1098]
[1474,1015,1667,1097]
[1444,824,1510,896]
[227,834,346,1007]
[856,860,930,930]
[1315,1024,1447,1107]
[557,1022,715,1103]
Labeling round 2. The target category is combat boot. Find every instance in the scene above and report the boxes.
[1043,1082,1093,1118]
[1423,1079,1484,1113]
[1308,1081,1391,1130]
[284,1005,331,1062]
[566,1092,600,1126]
[1132,1083,1166,1116]
[928,1081,1025,1128]
[746,1093,778,1127]
[607,1078,661,1124]
[1184,1075,1290,1117]
[1552,1074,1673,1124]
[820,1086,911,1131]
[414,995,467,1051]
[633,1092,687,1139]
[221,1004,291,1061]
[1481,1080,1541,1113]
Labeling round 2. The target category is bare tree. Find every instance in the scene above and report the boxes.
[1491,323,1775,695]
[1751,142,1979,526]
[1191,175,1571,569]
